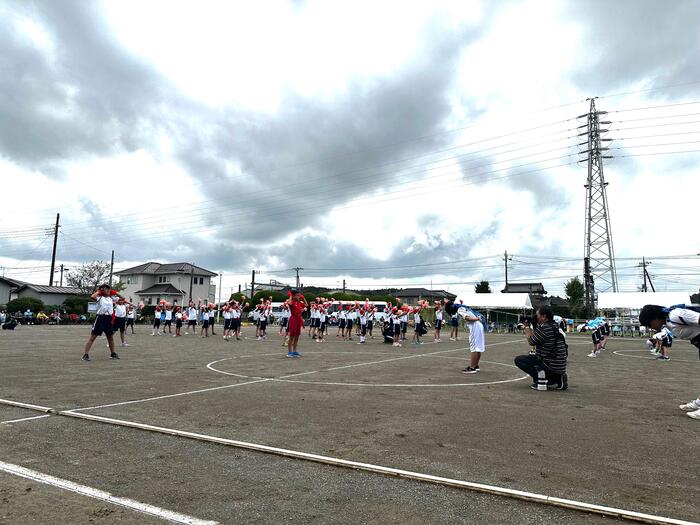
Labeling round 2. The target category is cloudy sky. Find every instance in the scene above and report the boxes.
[1,0,699,298]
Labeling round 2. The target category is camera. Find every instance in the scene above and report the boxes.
[519,315,534,327]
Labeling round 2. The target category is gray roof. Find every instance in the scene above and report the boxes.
[135,284,186,295]
[397,288,457,299]
[0,277,26,287]
[501,283,547,294]
[116,262,217,277]
[13,284,81,295]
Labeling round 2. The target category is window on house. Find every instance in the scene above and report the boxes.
[199,277,204,285]
[126,277,131,284]
[147,297,152,305]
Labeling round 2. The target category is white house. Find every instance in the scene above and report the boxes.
[116,262,217,306]
[10,283,82,306]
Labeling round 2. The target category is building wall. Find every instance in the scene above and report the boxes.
[0,282,12,305]
[15,288,77,306]
[117,273,214,305]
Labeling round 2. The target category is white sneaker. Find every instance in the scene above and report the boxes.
[679,400,700,411]
[587,352,597,358]
[123,343,129,347]
[687,408,700,420]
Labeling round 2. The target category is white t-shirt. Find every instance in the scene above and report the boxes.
[95,296,115,315]
[223,310,231,320]
[165,310,172,321]
[666,308,700,341]
[127,309,135,319]
[114,304,127,318]
[231,309,240,320]
[414,312,421,324]
[435,310,443,321]
[188,307,197,319]
[209,311,215,319]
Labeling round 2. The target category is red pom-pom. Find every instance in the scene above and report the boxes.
[109,290,117,296]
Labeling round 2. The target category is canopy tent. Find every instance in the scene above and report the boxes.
[453,293,533,310]
[597,292,693,310]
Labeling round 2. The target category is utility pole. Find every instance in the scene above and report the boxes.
[48,213,60,286]
[59,264,69,287]
[251,269,256,300]
[108,250,115,286]
[292,267,304,289]
[218,273,222,320]
[503,251,513,290]
[579,97,618,312]
[639,257,655,292]
[342,279,346,293]
[189,262,194,303]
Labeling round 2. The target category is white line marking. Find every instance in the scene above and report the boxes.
[0,415,51,425]
[0,460,218,525]
[612,350,700,364]
[0,399,53,413]
[70,378,273,412]
[208,341,527,388]
[53,411,699,525]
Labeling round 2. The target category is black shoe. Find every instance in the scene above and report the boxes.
[81,353,90,361]
[110,352,120,359]
[461,367,478,374]
[549,374,568,390]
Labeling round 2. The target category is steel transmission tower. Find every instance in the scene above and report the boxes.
[578,97,618,310]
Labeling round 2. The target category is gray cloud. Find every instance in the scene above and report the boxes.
[565,0,700,95]
[0,1,167,175]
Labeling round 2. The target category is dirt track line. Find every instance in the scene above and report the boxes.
[1,396,697,524]
[0,460,218,525]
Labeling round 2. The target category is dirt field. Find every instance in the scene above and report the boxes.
[0,324,698,524]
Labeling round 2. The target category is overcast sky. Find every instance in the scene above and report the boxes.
[1,0,699,298]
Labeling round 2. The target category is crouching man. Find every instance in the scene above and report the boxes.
[514,306,568,390]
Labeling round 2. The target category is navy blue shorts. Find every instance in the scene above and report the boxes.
[92,315,114,337]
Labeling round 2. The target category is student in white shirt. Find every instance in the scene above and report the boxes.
[126,305,136,334]
[209,306,217,335]
[164,305,173,334]
[174,306,184,337]
[113,298,130,347]
[434,302,444,343]
[461,309,486,374]
[82,284,126,361]
[186,302,198,335]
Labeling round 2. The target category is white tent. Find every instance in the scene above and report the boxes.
[454,293,533,310]
[597,292,692,310]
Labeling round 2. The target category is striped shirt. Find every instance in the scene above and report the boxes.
[528,320,568,374]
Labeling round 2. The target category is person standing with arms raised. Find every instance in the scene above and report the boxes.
[82,284,126,361]
[286,289,308,358]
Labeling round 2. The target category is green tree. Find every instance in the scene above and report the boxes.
[474,280,492,293]
[565,277,585,319]
[6,297,44,314]
[66,261,111,295]
[62,295,91,315]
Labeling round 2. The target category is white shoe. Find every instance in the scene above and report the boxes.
[185,332,189,335]
[587,352,597,358]
[122,343,129,347]
[687,408,700,420]
[679,400,700,411]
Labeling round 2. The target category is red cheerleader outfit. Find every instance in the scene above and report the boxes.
[287,299,305,337]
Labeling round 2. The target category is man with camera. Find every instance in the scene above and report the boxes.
[514,306,568,390]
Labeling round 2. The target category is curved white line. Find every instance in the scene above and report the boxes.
[612,349,699,363]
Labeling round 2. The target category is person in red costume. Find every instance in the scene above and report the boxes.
[286,289,308,358]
